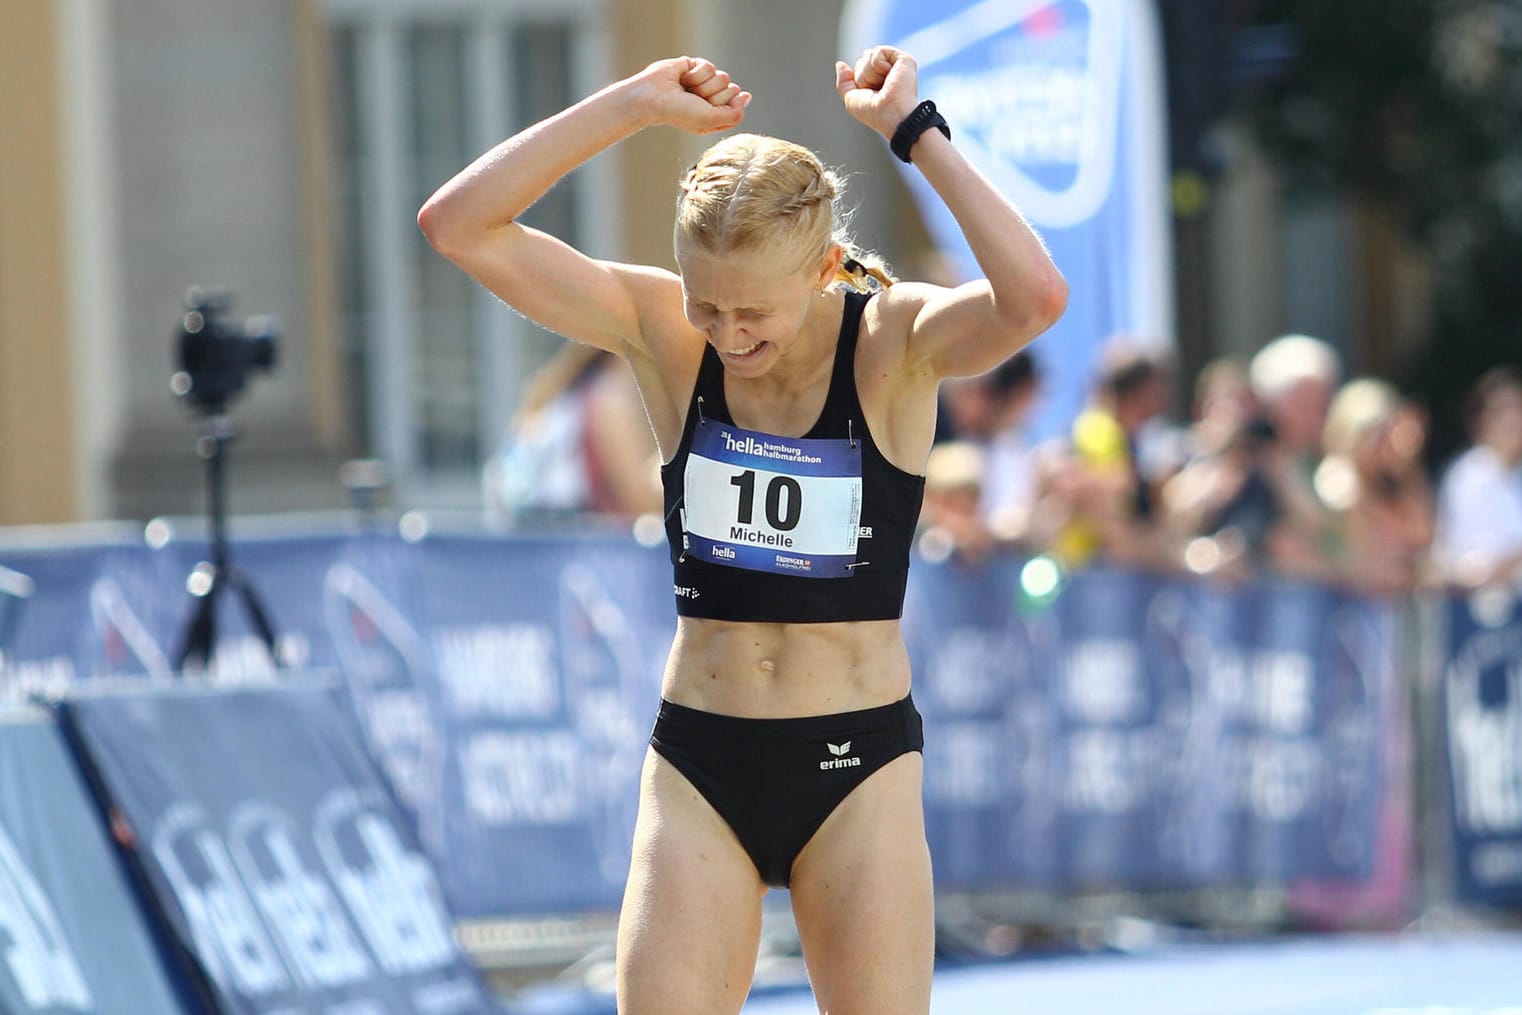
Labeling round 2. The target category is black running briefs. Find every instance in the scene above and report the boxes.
[648,695,924,888]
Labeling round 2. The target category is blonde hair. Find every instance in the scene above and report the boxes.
[675,133,894,292]
[1322,377,1399,457]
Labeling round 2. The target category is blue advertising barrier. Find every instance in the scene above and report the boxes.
[0,530,170,699]
[905,563,1392,891]
[58,679,498,1015]
[0,707,190,1013]
[413,533,672,915]
[0,525,1412,917]
[1443,592,1522,908]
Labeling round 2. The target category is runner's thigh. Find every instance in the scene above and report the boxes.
[616,748,767,1015]
[788,752,934,1015]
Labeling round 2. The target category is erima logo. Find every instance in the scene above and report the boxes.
[820,741,862,770]
[673,585,701,600]
[858,526,873,539]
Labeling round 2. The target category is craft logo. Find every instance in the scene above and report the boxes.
[0,824,92,1009]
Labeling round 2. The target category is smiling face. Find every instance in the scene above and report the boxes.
[677,242,838,378]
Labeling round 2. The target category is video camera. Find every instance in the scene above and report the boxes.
[171,287,279,414]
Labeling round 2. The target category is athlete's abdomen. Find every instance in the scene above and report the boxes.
[661,616,911,718]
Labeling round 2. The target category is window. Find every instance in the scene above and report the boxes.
[326,2,612,506]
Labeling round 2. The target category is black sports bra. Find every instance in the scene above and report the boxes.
[660,291,925,623]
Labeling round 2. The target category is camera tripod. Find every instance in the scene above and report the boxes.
[174,414,280,673]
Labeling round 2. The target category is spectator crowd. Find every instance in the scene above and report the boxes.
[484,329,1522,598]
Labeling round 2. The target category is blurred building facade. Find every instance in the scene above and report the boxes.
[1,0,1431,526]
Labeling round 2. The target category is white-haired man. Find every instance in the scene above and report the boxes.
[1245,333,1344,580]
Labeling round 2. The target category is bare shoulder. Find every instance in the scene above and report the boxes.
[858,281,943,378]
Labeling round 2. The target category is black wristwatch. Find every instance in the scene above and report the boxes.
[890,100,951,164]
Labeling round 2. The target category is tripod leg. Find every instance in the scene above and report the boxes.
[175,578,218,673]
[230,569,281,668]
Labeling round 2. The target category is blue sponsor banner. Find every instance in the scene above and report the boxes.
[3,524,1394,915]
[413,532,672,916]
[0,532,169,702]
[906,562,1389,891]
[904,555,1061,888]
[192,529,453,852]
[59,679,496,1015]
[0,708,190,1014]
[1051,566,1173,887]
[1238,581,1389,884]
[840,0,1174,441]
[1146,577,1256,885]
[1443,592,1522,908]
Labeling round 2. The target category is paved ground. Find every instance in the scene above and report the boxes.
[502,932,1522,1014]
[743,932,1522,1015]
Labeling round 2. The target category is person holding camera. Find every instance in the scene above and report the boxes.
[418,45,1066,1014]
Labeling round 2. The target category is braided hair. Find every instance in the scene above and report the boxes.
[675,133,894,292]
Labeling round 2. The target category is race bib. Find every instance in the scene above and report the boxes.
[683,422,863,578]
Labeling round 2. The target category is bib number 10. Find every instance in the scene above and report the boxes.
[730,470,802,530]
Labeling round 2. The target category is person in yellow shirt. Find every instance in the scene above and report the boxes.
[1053,347,1170,567]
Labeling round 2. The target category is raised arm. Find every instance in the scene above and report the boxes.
[835,47,1068,379]
[416,58,750,356]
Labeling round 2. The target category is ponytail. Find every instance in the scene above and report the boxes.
[833,251,895,292]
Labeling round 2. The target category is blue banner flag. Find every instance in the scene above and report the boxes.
[839,0,1175,440]
[0,708,190,1014]
[1444,593,1522,908]
[59,679,496,1015]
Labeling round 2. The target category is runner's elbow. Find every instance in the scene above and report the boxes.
[416,191,495,259]
[994,266,1068,341]
[1031,266,1069,330]
[416,195,461,253]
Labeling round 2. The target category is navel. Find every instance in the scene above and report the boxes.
[758,658,777,675]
